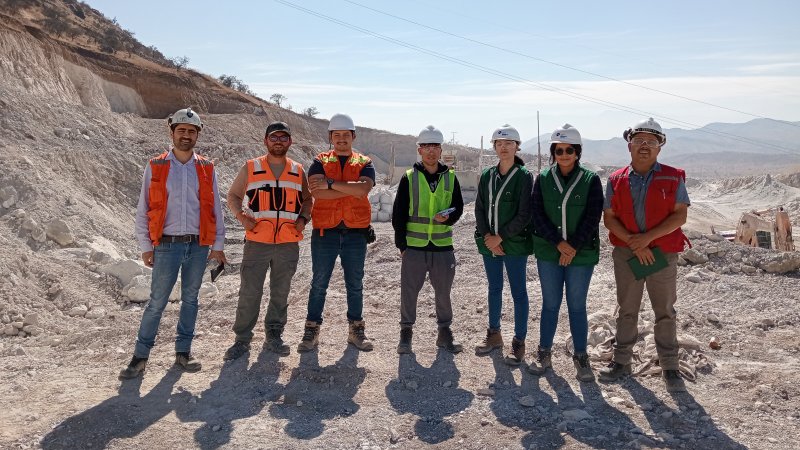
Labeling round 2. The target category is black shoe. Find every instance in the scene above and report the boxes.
[663,369,687,392]
[598,361,632,382]
[436,326,463,354]
[397,327,413,354]
[118,356,147,380]
[265,328,290,356]
[224,341,250,361]
[175,352,202,372]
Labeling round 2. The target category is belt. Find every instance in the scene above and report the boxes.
[161,234,199,243]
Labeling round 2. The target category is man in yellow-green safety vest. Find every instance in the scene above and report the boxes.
[391,125,464,355]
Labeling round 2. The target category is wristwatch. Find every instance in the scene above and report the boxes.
[326,178,335,190]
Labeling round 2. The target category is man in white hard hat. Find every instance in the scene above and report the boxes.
[298,113,376,352]
[600,118,691,392]
[392,125,464,354]
[223,121,312,361]
[120,107,227,379]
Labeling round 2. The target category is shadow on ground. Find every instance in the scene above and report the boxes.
[385,349,474,444]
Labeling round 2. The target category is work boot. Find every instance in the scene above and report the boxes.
[348,320,374,351]
[573,352,596,382]
[265,328,291,356]
[527,346,552,375]
[436,326,463,354]
[118,356,147,380]
[175,352,202,372]
[598,361,632,382]
[504,337,526,366]
[663,369,687,392]
[297,320,320,353]
[397,327,413,354]
[475,328,503,355]
[223,341,250,361]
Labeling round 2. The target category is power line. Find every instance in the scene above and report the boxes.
[343,0,800,130]
[273,0,799,155]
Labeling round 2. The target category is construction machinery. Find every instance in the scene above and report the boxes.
[734,207,795,251]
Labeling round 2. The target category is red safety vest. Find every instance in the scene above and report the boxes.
[310,150,372,229]
[608,164,689,253]
[243,156,305,243]
[147,152,216,247]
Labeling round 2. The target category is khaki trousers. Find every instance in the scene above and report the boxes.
[611,246,680,370]
[233,240,299,343]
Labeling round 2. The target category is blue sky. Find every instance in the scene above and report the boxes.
[85,0,800,146]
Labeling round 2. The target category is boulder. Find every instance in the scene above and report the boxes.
[85,308,106,319]
[0,186,17,209]
[99,259,145,286]
[759,252,800,274]
[67,305,88,317]
[122,275,152,303]
[85,236,122,264]
[20,217,38,232]
[45,219,74,246]
[682,249,708,265]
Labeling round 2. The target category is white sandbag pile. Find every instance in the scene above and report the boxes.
[370,186,396,223]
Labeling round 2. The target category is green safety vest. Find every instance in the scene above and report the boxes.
[474,164,534,256]
[532,165,599,266]
[405,167,455,247]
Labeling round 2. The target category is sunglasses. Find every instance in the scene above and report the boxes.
[555,147,576,156]
[268,135,290,142]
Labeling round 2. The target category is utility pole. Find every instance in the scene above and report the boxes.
[537,110,542,173]
[450,131,457,145]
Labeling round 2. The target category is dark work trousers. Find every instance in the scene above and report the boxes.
[232,240,300,343]
[399,248,456,329]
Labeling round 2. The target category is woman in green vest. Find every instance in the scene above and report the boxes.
[474,124,534,366]
[527,124,603,382]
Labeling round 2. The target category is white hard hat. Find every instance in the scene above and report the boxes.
[416,125,444,145]
[168,107,203,130]
[490,124,521,143]
[550,123,582,145]
[328,113,355,131]
[624,117,666,145]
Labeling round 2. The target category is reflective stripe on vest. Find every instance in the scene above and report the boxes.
[406,168,454,247]
[487,166,519,234]
[243,156,304,244]
[310,150,372,230]
[147,152,217,247]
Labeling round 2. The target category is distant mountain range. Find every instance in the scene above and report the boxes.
[521,119,800,177]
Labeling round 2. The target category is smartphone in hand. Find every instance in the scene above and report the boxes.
[208,260,225,282]
[437,207,456,216]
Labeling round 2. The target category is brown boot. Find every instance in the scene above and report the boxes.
[265,327,290,356]
[118,356,147,380]
[397,327,413,354]
[348,320,374,351]
[504,337,526,366]
[436,326,463,354]
[573,352,595,382]
[527,346,552,375]
[474,328,503,355]
[297,320,320,353]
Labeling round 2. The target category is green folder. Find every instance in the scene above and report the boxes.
[627,247,669,280]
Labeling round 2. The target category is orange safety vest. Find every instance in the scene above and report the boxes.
[147,152,217,247]
[608,164,690,253]
[243,156,305,243]
[310,150,372,230]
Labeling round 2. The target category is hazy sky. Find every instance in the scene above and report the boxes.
[85,0,800,146]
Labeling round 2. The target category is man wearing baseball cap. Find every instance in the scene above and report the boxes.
[224,121,312,360]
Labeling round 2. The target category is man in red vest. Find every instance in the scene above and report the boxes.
[297,113,376,353]
[120,108,227,379]
[223,122,312,360]
[599,118,690,392]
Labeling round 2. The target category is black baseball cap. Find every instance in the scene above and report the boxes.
[265,121,291,137]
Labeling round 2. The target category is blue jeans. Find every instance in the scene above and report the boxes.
[134,241,209,358]
[482,254,529,340]
[536,259,594,353]
[307,229,367,324]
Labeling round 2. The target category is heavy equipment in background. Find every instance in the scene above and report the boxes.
[734,207,795,251]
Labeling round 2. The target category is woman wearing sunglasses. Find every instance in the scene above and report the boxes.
[474,124,534,366]
[528,124,603,382]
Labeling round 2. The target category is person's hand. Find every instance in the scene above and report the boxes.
[433,213,448,223]
[557,241,576,257]
[209,250,228,264]
[491,244,506,257]
[633,247,655,265]
[141,251,154,268]
[484,234,503,250]
[309,177,328,191]
[237,211,257,231]
[559,253,574,266]
[294,217,307,233]
[628,232,653,252]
